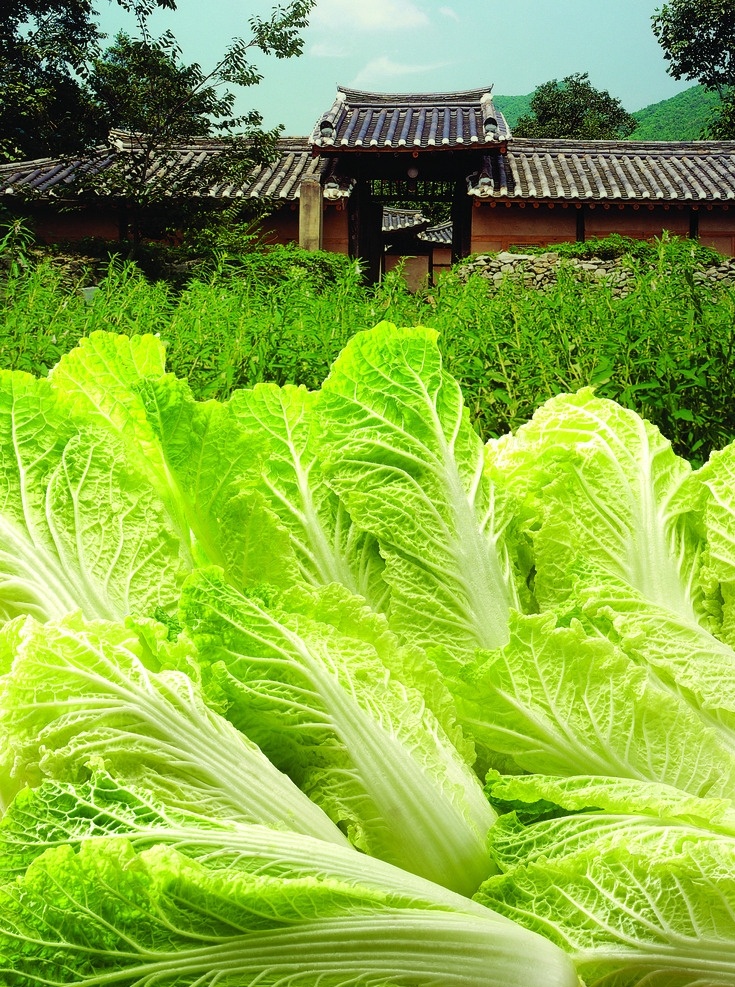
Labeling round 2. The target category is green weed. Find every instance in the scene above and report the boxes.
[1,237,734,465]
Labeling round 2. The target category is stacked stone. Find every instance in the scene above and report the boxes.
[459,251,735,297]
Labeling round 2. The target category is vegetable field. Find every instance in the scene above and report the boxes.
[2,239,735,984]
[3,236,735,464]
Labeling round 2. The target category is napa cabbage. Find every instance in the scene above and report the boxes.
[480,774,735,985]
[3,323,735,986]
[0,836,578,987]
[179,568,496,896]
[317,321,526,663]
[0,611,344,842]
[0,368,185,622]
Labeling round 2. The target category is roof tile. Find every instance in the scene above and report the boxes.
[469,140,735,201]
[0,136,354,201]
[311,86,511,150]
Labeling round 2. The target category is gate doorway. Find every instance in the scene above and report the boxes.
[349,176,471,286]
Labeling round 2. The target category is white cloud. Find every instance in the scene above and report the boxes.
[350,55,450,88]
[308,40,352,58]
[312,0,429,31]
[439,6,460,20]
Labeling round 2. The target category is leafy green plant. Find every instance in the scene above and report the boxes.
[2,234,735,465]
[3,325,735,984]
[0,215,35,277]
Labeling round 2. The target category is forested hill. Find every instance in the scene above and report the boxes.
[494,85,720,140]
[491,93,533,129]
[629,86,720,139]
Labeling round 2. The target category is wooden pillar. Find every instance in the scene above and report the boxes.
[689,206,699,241]
[349,180,382,284]
[576,205,585,243]
[360,197,383,285]
[451,182,471,263]
[299,178,323,251]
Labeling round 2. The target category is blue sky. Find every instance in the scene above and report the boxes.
[97,0,693,135]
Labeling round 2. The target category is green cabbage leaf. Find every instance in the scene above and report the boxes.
[440,610,735,794]
[479,774,735,985]
[179,568,495,895]
[0,837,578,987]
[0,368,185,622]
[318,321,526,663]
[0,611,344,842]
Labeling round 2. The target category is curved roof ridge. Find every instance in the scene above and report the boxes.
[337,85,494,103]
[312,85,509,149]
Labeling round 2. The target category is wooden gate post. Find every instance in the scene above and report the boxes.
[299,178,323,250]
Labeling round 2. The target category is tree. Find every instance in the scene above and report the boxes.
[81,2,314,247]
[651,1,735,137]
[513,73,637,140]
[0,0,103,160]
[652,1,735,94]
[1,0,313,162]
[82,32,274,246]
[2,0,315,249]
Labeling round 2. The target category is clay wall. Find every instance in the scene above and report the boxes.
[257,201,349,254]
[258,204,299,245]
[698,206,735,256]
[322,202,350,254]
[470,200,735,258]
[470,201,577,253]
[584,203,689,239]
[431,245,453,279]
[19,196,735,262]
[27,205,122,243]
[383,253,430,290]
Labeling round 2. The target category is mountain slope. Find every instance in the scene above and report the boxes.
[630,85,720,140]
[493,94,532,130]
[495,86,721,141]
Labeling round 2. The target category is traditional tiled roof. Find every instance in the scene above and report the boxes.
[0,134,354,200]
[245,138,352,200]
[382,207,429,233]
[312,86,511,150]
[419,220,453,245]
[469,139,735,202]
[5,129,735,208]
[0,151,118,195]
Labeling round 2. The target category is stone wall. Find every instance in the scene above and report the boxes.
[459,250,735,297]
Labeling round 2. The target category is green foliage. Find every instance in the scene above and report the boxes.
[492,93,533,129]
[205,242,357,291]
[80,4,315,247]
[651,2,735,136]
[702,89,735,137]
[0,0,104,161]
[90,31,241,137]
[386,200,451,225]
[505,232,724,265]
[630,84,722,139]
[513,73,637,140]
[499,85,726,141]
[1,0,316,255]
[2,235,735,466]
[444,243,735,466]
[0,215,36,276]
[652,0,735,92]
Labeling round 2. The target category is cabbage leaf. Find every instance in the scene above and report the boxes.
[0,369,185,622]
[0,611,345,843]
[318,322,525,663]
[480,774,735,985]
[0,838,578,987]
[180,568,495,895]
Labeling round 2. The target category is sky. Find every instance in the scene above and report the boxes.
[96,0,693,136]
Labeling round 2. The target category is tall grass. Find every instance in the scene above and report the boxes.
[2,237,734,464]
